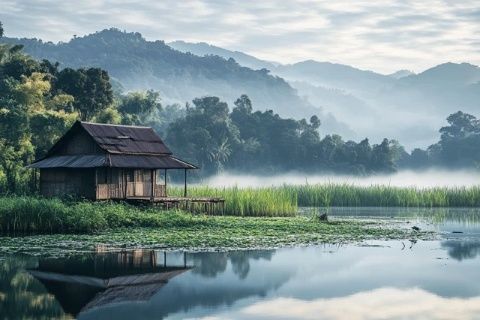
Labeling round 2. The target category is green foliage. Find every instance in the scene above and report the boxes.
[0,196,197,233]
[281,184,480,207]
[0,197,429,252]
[404,111,480,169]
[0,39,115,193]
[169,186,297,216]
[0,48,78,192]
[167,96,241,174]
[167,95,400,175]
[176,184,480,209]
[56,67,113,121]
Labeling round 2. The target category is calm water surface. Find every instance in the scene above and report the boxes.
[1,208,480,320]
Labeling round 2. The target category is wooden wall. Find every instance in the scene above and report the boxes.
[56,129,103,155]
[40,168,96,199]
[96,168,166,200]
[40,168,167,200]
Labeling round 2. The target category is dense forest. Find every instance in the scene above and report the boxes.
[0,22,479,193]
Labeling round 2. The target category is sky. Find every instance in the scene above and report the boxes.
[1,0,480,73]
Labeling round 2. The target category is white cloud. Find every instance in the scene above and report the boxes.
[1,0,479,73]
[200,287,480,320]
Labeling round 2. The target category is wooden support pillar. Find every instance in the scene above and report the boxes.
[164,169,168,197]
[184,169,187,197]
[123,169,128,199]
[150,169,155,202]
[94,168,98,200]
[32,169,37,193]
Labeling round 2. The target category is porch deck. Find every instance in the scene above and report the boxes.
[125,196,225,215]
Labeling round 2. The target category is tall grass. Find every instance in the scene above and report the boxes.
[169,186,297,216]
[286,184,480,207]
[0,197,206,234]
[172,184,480,209]
[1,184,479,234]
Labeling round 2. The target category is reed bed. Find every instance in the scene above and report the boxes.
[287,184,480,207]
[0,196,206,234]
[169,186,297,216]
[173,184,480,209]
[1,184,479,234]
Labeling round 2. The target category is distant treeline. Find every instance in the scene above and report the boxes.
[0,23,478,193]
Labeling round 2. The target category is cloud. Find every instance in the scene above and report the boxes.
[1,0,480,73]
[200,287,480,320]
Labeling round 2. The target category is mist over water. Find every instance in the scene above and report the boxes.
[199,170,480,188]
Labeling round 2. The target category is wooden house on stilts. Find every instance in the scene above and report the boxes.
[29,121,197,201]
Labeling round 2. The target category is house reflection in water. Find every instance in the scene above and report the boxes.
[28,249,191,317]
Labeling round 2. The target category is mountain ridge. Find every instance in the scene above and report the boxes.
[3,29,479,149]
[1,28,319,120]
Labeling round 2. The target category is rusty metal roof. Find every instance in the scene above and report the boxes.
[28,155,106,168]
[109,154,197,169]
[80,122,172,155]
[29,154,197,169]
[32,121,198,169]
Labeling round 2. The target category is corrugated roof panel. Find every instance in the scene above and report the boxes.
[29,154,197,169]
[80,122,172,155]
[109,155,197,169]
[28,155,106,168]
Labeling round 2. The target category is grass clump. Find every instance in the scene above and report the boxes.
[169,186,297,216]
[0,196,207,234]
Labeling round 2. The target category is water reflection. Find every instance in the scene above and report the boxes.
[191,250,274,279]
[0,256,68,319]
[306,207,480,227]
[213,288,480,320]
[0,249,283,319]
[441,240,480,261]
[312,206,480,262]
[28,249,191,318]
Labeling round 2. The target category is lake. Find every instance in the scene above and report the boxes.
[1,208,480,319]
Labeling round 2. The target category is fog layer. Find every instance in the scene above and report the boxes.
[199,170,480,188]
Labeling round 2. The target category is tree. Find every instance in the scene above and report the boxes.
[119,90,160,115]
[234,94,252,114]
[435,111,480,167]
[167,96,240,174]
[0,46,79,192]
[93,107,122,124]
[440,111,479,140]
[310,115,321,129]
[56,68,113,121]
[0,21,3,38]
[409,148,429,168]
[118,90,161,125]
[371,139,396,173]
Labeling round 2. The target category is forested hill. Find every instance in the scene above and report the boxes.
[1,28,317,119]
[163,40,480,149]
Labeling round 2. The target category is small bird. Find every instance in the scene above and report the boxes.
[412,226,420,231]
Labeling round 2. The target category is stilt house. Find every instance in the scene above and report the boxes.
[29,121,197,200]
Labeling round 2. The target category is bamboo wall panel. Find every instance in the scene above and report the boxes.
[40,168,95,199]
